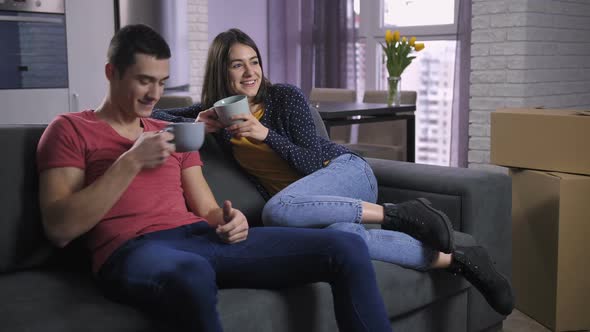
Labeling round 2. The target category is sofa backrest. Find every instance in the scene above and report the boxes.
[0,125,54,273]
[309,105,329,139]
[199,105,328,218]
[0,125,266,273]
[0,105,329,273]
[199,133,267,224]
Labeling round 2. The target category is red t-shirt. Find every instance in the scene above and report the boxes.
[37,110,206,273]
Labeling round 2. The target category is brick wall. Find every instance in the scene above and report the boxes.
[187,0,208,102]
[469,0,590,172]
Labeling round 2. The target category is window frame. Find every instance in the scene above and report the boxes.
[358,0,460,90]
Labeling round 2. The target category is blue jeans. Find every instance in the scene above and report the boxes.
[262,153,436,271]
[97,222,391,332]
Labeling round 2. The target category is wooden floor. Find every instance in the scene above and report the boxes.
[501,310,552,332]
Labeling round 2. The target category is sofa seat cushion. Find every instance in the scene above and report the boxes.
[0,269,156,332]
[1,260,470,332]
[219,262,470,332]
[373,261,470,316]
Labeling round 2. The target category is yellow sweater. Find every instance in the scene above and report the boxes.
[230,108,302,195]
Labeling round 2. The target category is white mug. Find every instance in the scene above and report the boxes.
[213,95,250,127]
[164,122,205,152]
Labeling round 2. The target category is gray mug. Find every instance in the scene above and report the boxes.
[164,122,205,152]
[213,95,250,127]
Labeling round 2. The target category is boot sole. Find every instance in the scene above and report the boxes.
[416,198,455,254]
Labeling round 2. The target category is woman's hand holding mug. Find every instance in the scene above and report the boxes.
[226,113,269,142]
[196,108,224,133]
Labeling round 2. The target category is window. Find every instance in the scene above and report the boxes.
[384,0,455,28]
[356,0,459,166]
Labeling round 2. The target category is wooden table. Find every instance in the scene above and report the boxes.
[314,101,416,162]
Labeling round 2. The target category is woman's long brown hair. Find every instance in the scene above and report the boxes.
[201,28,271,109]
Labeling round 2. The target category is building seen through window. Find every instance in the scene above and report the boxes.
[354,0,458,166]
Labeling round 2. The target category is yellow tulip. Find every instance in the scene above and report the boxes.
[385,30,394,43]
[402,36,407,43]
[409,36,416,46]
[393,30,400,42]
[414,43,425,51]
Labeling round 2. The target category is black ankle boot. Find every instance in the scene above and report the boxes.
[382,198,454,253]
[448,245,515,316]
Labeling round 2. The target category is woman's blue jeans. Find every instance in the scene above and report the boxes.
[97,222,391,332]
[262,153,436,271]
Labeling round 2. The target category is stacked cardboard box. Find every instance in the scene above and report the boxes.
[491,108,590,332]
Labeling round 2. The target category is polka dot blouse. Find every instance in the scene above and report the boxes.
[152,84,350,176]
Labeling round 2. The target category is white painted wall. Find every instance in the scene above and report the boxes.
[0,89,69,124]
[65,0,114,112]
[469,0,590,172]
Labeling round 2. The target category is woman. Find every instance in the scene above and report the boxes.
[152,28,513,316]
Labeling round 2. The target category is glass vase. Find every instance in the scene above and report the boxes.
[387,76,401,106]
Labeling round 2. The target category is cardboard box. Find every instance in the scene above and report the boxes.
[491,108,590,175]
[511,169,590,331]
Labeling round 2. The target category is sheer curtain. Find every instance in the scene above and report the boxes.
[450,0,471,167]
[267,0,357,97]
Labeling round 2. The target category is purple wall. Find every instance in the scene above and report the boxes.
[208,0,268,69]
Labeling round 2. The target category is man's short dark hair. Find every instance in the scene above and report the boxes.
[107,24,171,77]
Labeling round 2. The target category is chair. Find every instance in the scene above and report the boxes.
[309,88,356,103]
[309,88,356,144]
[155,95,194,109]
[343,90,417,161]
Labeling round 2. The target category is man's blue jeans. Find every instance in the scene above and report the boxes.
[262,153,436,271]
[97,222,392,332]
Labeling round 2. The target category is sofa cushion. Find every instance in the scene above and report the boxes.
[0,261,470,332]
[0,125,268,274]
[0,269,157,332]
[0,107,326,272]
[199,133,267,226]
[0,125,55,273]
[309,105,329,139]
[224,263,470,332]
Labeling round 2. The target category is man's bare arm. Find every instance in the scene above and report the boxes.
[39,156,141,247]
[181,165,223,226]
[39,131,174,247]
[181,166,249,243]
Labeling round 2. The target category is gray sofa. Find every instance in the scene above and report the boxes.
[0,119,511,331]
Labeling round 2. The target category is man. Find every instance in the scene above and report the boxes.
[36,24,392,331]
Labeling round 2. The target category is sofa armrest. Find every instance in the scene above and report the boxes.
[367,158,512,331]
[368,158,511,249]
